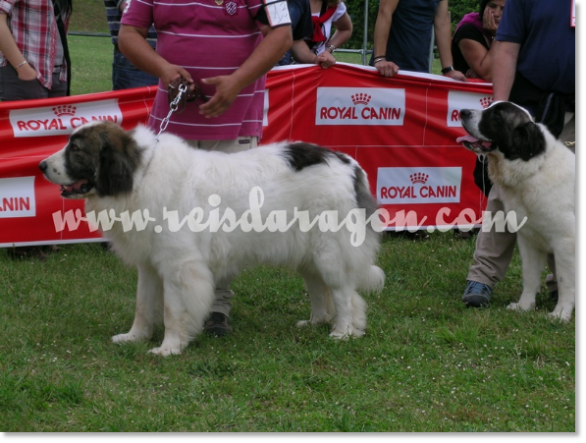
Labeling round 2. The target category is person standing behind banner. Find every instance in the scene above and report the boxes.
[451,0,506,81]
[0,0,72,259]
[273,0,331,68]
[461,0,575,308]
[371,0,465,80]
[306,0,352,61]
[104,0,158,90]
[119,0,293,337]
[0,0,72,100]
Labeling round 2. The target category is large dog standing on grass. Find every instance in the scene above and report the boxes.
[458,101,575,321]
[39,121,385,355]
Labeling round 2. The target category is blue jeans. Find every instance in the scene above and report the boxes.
[112,50,159,91]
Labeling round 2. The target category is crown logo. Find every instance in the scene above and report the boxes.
[410,172,429,184]
[52,105,76,117]
[351,93,371,105]
[480,96,492,109]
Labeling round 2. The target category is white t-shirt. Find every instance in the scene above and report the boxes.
[312,2,346,55]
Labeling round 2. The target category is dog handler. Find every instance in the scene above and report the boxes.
[462,0,575,307]
[119,0,293,336]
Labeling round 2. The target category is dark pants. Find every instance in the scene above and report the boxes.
[112,50,159,91]
[0,65,68,100]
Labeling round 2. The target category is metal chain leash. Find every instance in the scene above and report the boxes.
[156,82,188,142]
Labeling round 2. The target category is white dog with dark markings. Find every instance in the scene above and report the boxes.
[39,121,385,355]
[458,101,575,321]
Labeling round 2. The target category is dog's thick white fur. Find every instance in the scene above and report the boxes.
[40,122,385,355]
[459,101,575,321]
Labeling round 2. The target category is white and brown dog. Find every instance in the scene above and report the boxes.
[40,121,385,355]
[459,101,575,321]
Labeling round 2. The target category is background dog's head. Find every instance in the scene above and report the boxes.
[39,121,142,199]
[457,101,546,161]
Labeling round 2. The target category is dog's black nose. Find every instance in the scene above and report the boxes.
[460,109,472,119]
[39,160,47,172]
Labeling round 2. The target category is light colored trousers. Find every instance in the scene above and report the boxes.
[186,136,258,316]
[467,114,575,292]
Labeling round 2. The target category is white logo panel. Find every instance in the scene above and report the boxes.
[9,99,123,138]
[0,176,36,218]
[316,87,405,126]
[447,91,493,127]
[377,167,462,204]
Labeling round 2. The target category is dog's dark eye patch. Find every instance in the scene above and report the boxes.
[282,142,350,171]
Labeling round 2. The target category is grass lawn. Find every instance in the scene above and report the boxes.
[0,24,575,433]
[0,233,575,432]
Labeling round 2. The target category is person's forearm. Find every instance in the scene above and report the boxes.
[434,13,454,68]
[290,40,317,64]
[491,41,520,101]
[118,25,166,78]
[230,26,292,90]
[0,14,25,68]
[373,13,391,57]
[327,29,352,51]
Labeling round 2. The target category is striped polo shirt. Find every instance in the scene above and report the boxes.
[121,0,288,141]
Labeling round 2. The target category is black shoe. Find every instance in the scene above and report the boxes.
[462,280,492,307]
[204,312,233,337]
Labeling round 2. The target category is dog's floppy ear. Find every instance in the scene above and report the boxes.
[95,130,138,196]
[512,122,546,161]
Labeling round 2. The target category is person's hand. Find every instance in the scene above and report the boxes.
[315,51,336,69]
[375,60,400,77]
[444,69,467,82]
[483,7,498,34]
[158,63,194,91]
[17,63,37,81]
[199,75,241,118]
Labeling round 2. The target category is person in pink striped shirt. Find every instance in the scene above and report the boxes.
[119,0,293,336]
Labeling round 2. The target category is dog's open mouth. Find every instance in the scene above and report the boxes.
[457,135,495,152]
[60,179,92,198]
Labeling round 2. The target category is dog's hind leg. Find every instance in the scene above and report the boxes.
[112,262,163,344]
[328,287,363,339]
[549,238,575,321]
[149,260,215,356]
[351,292,367,337]
[296,273,335,328]
[507,236,546,313]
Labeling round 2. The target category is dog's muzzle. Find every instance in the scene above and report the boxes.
[39,160,93,198]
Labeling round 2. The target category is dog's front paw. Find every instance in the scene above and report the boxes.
[507,302,533,312]
[112,332,147,344]
[296,316,330,328]
[148,346,182,356]
[329,325,364,339]
[548,307,573,322]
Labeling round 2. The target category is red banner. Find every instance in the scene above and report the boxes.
[0,64,492,247]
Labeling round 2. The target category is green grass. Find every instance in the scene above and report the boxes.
[0,233,575,432]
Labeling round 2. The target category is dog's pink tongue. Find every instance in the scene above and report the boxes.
[457,135,479,144]
[62,179,88,193]
[456,135,493,149]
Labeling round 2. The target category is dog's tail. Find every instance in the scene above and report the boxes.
[358,265,386,294]
[351,164,385,293]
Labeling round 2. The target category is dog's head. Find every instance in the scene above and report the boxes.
[39,121,142,199]
[457,101,546,161]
